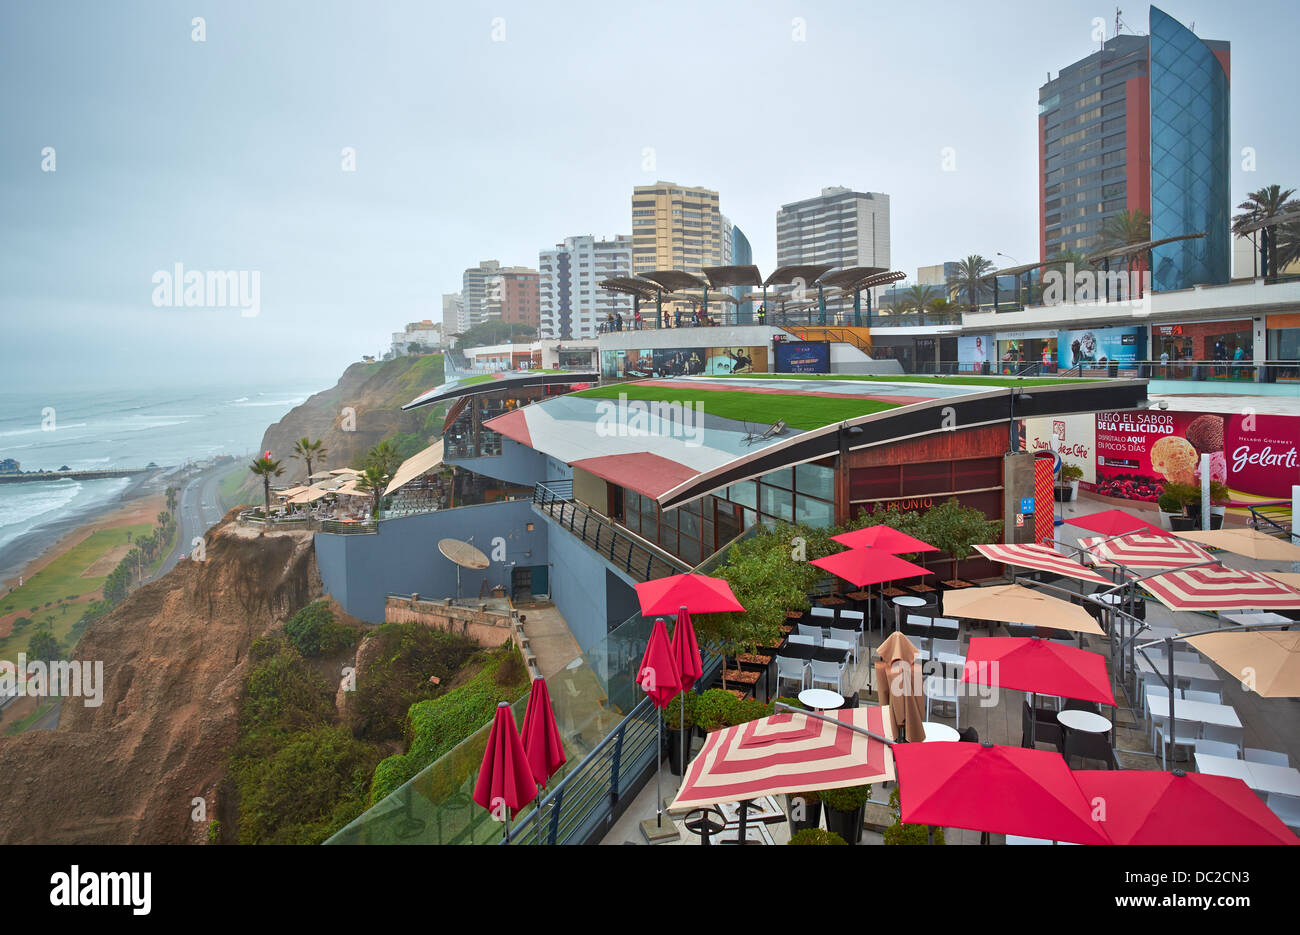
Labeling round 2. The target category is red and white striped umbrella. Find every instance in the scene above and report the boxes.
[1080,533,1216,570]
[975,543,1113,586]
[1142,565,1300,613]
[669,707,895,810]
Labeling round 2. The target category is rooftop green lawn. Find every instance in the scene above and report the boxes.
[571,384,899,429]
[701,373,1103,388]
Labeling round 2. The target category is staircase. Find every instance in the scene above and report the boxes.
[783,325,873,355]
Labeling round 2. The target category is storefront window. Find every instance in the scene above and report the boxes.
[759,485,794,522]
[795,463,834,499]
[795,495,833,528]
[1268,329,1300,382]
[728,481,757,509]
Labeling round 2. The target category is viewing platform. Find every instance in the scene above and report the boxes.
[0,466,155,484]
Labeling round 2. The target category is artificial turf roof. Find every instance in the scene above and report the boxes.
[569,383,899,430]
[698,373,1103,388]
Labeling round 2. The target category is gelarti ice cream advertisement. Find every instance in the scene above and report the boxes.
[1094,410,1300,501]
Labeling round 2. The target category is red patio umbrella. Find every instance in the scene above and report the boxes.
[962,637,1116,706]
[892,741,1112,844]
[810,549,929,589]
[472,701,539,841]
[521,677,566,787]
[1074,770,1297,845]
[636,573,744,615]
[1068,509,1169,538]
[831,526,939,553]
[668,608,704,780]
[637,617,682,829]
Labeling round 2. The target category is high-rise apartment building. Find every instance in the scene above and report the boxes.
[631,182,725,276]
[442,293,464,333]
[539,235,634,339]
[462,260,501,331]
[776,186,891,318]
[731,224,754,322]
[1038,7,1229,289]
[485,267,540,331]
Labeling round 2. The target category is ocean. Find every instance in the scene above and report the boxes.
[0,382,318,557]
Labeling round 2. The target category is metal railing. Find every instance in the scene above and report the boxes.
[1246,502,1293,537]
[532,482,690,582]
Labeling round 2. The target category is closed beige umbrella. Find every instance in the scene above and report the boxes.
[874,632,927,742]
[1175,528,1300,563]
[942,584,1105,636]
[1184,630,1300,698]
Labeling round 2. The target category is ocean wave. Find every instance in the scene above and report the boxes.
[0,423,89,438]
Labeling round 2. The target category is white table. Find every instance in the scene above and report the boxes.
[1196,754,1300,797]
[1145,693,1242,729]
[1221,612,1292,626]
[1056,709,1112,733]
[1134,656,1219,683]
[798,688,844,711]
[921,721,960,742]
[892,596,928,608]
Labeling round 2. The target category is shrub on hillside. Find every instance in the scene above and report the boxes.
[284,600,359,657]
[239,637,337,738]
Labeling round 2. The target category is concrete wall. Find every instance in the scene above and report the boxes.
[385,596,516,648]
[446,435,547,486]
[598,325,782,352]
[314,498,548,622]
[541,510,637,654]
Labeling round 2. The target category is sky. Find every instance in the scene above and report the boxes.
[2,0,1297,393]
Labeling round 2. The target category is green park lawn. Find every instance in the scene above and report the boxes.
[571,384,899,430]
[701,373,1101,388]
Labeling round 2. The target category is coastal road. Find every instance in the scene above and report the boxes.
[147,460,245,583]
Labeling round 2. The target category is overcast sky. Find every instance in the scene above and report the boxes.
[2,0,1296,391]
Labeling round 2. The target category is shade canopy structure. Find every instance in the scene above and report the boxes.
[962,637,1116,706]
[763,264,836,287]
[975,543,1113,587]
[699,265,763,289]
[1141,565,1300,613]
[520,678,567,787]
[635,573,744,616]
[472,702,539,820]
[810,549,930,589]
[892,741,1111,845]
[831,526,938,554]
[670,707,895,810]
[1183,630,1300,698]
[1175,527,1300,563]
[635,270,708,293]
[817,266,890,291]
[1073,770,1297,845]
[1068,509,1169,538]
[384,439,445,495]
[1080,532,1216,570]
[598,276,662,300]
[942,584,1105,636]
[636,617,681,709]
[1086,231,1205,264]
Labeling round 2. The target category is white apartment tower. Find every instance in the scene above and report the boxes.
[538,235,634,339]
[776,187,891,319]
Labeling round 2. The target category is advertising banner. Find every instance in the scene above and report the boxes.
[775,341,829,373]
[956,335,991,373]
[1025,415,1096,484]
[703,345,768,375]
[1057,326,1144,370]
[1094,410,1300,502]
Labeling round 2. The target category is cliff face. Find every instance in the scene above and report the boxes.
[254,355,445,487]
[0,514,320,844]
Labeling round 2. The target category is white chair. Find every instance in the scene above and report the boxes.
[787,634,814,646]
[931,616,961,639]
[1201,722,1244,757]
[838,610,865,648]
[925,661,962,727]
[1245,748,1290,767]
[1266,793,1300,833]
[1193,739,1240,761]
[930,638,962,659]
[827,629,858,668]
[795,622,824,646]
[809,657,845,695]
[1183,689,1221,704]
[1156,717,1201,770]
[776,656,808,695]
[810,606,835,622]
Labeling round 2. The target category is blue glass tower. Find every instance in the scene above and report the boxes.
[731,225,754,323]
[1149,6,1231,291]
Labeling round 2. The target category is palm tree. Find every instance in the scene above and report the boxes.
[900,285,940,325]
[1096,209,1152,286]
[926,296,963,324]
[365,440,404,479]
[353,466,388,520]
[946,255,995,311]
[1233,185,1300,276]
[249,456,284,517]
[165,486,177,513]
[291,437,327,480]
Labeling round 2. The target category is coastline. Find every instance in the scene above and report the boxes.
[0,471,165,595]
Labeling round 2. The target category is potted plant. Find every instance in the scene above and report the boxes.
[1055,464,1084,502]
[818,784,871,845]
[882,787,945,845]
[788,827,846,845]
[662,692,696,776]
[1156,488,1182,530]
[1160,481,1199,531]
[1207,480,1230,530]
[785,790,822,835]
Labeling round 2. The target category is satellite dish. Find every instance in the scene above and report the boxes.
[438,538,489,569]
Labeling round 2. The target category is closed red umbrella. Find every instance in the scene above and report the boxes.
[521,677,566,787]
[1068,509,1169,538]
[670,608,703,694]
[1074,770,1297,845]
[636,573,744,615]
[962,637,1116,706]
[638,617,682,830]
[473,701,538,841]
[832,526,938,553]
[892,741,1112,844]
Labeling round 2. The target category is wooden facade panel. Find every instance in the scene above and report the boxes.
[843,424,1006,468]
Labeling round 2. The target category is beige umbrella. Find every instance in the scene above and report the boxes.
[1265,571,1300,590]
[1175,528,1300,563]
[288,487,330,504]
[942,584,1105,636]
[275,485,309,498]
[308,470,334,481]
[333,485,371,498]
[329,467,362,476]
[1184,630,1300,698]
[874,632,927,742]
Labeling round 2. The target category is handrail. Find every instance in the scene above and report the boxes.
[533,483,690,582]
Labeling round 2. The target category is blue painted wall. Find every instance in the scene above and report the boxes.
[315,498,548,622]
[445,435,548,487]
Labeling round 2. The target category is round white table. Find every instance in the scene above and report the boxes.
[798,688,844,711]
[892,596,928,608]
[920,721,960,742]
[1056,709,1111,733]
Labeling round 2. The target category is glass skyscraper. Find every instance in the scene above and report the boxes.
[1149,5,1231,290]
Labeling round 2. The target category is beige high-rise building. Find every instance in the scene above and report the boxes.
[631,182,725,320]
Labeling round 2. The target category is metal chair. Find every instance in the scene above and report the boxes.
[1156,717,1201,770]
[827,629,859,668]
[1193,739,1241,761]
[1245,748,1290,767]
[775,656,808,695]
[795,622,824,646]
[925,661,962,727]
[1201,722,1244,758]
[1022,700,1064,753]
[809,657,845,695]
